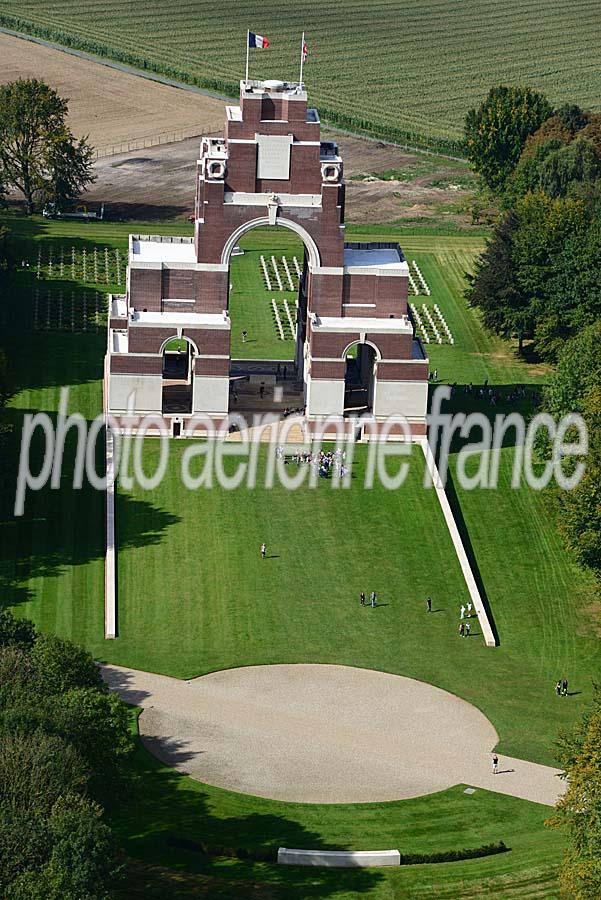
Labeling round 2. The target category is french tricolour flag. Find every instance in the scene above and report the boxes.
[248,32,269,49]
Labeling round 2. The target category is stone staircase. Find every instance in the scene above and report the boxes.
[225,415,307,443]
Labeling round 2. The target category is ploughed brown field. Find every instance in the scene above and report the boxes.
[0,32,225,150]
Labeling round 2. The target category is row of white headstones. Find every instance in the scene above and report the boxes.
[260,253,453,345]
[34,246,124,285]
[261,255,302,292]
[409,301,454,345]
[33,289,105,332]
[271,298,297,340]
[407,259,430,296]
[407,260,455,344]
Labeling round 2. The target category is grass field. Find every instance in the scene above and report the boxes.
[107,714,565,899]
[1,1,600,151]
[1,210,597,896]
[229,230,302,360]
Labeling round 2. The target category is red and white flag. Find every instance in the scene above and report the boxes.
[302,40,308,62]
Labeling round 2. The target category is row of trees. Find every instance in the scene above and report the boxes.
[542,322,601,574]
[0,79,95,214]
[0,610,133,898]
[464,86,601,361]
[465,88,601,898]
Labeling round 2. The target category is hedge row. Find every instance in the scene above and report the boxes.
[400,841,508,865]
[167,836,508,865]
[0,14,466,159]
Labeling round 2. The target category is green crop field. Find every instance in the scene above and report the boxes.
[1,1,600,153]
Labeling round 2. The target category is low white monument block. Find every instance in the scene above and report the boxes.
[277,848,401,867]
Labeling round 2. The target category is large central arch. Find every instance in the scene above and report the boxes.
[221,216,321,270]
[226,220,308,416]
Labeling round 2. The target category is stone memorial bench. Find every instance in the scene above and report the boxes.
[277,848,400,867]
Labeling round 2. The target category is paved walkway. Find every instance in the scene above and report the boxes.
[102,663,565,806]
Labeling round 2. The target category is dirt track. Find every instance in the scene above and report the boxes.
[103,663,565,805]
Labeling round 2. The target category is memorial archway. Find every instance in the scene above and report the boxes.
[225,222,312,416]
[160,335,197,415]
[343,340,379,415]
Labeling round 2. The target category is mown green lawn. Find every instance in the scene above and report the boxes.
[107,712,564,900]
[2,211,596,897]
[229,230,302,361]
[2,212,596,763]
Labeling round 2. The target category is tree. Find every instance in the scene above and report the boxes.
[0,731,89,819]
[539,138,601,199]
[43,134,95,210]
[0,79,95,214]
[548,688,601,898]
[30,633,104,696]
[0,617,127,898]
[464,85,552,191]
[52,688,134,797]
[557,385,601,573]
[580,115,601,156]
[465,209,530,345]
[466,193,600,358]
[543,323,601,419]
[506,137,601,205]
[0,610,36,649]
[42,794,120,899]
[556,103,588,134]
[0,646,34,710]
[521,114,572,159]
[503,138,564,207]
[541,325,601,573]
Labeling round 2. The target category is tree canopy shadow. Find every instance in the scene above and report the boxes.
[0,408,180,610]
[109,729,384,899]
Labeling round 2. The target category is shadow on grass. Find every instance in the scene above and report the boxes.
[0,409,180,610]
[443,464,500,646]
[93,201,189,222]
[424,381,533,648]
[109,724,383,900]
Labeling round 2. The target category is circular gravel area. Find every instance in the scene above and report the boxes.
[103,663,509,803]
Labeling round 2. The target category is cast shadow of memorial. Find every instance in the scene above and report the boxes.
[97,201,190,222]
[0,408,180,609]
[424,381,543,649]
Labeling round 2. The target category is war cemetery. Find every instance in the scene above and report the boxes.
[1,13,600,900]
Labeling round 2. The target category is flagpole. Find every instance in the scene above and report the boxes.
[299,31,305,85]
[245,30,250,84]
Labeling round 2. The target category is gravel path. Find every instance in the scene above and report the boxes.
[102,663,565,805]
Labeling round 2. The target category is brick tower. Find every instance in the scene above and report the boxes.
[105,78,429,437]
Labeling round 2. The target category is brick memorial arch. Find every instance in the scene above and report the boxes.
[105,78,429,437]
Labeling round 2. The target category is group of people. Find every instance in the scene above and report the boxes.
[555,678,569,697]
[359,591,378,608]
[459,601,474,636]
[276,446,350,479]
[450,381,539,409]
